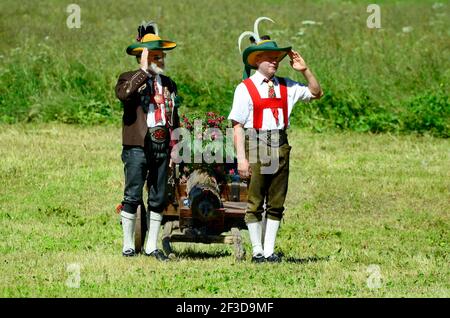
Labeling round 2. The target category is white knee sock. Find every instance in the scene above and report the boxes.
[261,213,267,242]
[263,219,280,257]
[145,212,163,254]
[247,221,264,256]
[121,211,136,252]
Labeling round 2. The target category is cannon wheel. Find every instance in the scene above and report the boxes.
[134,204,147,254]
[231,227,245,261]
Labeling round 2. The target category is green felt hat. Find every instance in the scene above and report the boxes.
[242,40,291,69]
[238,17,291,78]
[126,33,176,56]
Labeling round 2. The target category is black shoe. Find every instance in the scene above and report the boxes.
[265,253,282,263]
[251,253,266,263]
[145,249,169,261]
[122,249,136,257]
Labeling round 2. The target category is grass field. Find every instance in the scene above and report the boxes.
[0,0,448,299]
[0,124,448,297]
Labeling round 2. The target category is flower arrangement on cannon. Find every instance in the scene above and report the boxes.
[168,111,244,235]
[177,111,238,184]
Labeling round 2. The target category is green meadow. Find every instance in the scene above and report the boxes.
[0,124,448,297]
[0,0,449,135]
[0,0,449,297]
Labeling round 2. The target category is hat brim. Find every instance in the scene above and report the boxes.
[244,46,291,68]
[126,40,177,56]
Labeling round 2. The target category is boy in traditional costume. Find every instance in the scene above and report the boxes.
[115,21,180,260]
[228,17,323,263]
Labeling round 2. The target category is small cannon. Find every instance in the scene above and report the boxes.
[131,165,248,261]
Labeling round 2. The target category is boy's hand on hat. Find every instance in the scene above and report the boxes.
[289,50,308,72]
[140,48,149,71]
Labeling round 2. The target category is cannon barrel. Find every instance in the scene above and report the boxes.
[186,170,223,233]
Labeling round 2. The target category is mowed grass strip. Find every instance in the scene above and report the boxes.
[0,124,448,297]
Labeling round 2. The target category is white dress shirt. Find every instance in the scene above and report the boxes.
[146,74,168,128]
[228,70,313,129]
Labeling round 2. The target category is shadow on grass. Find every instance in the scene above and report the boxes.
[282,255,330,264]
[167,249,330,263]
[171,249,233,260]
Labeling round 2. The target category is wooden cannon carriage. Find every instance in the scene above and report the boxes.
[133,165,248,261]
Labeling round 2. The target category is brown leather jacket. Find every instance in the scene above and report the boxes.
[115,69,180,146]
